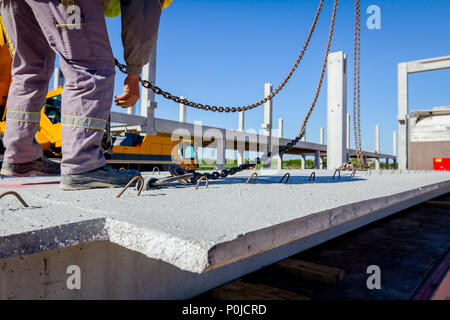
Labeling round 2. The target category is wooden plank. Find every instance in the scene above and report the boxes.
[208,279,310,300]
[275,259,345,285]
[424,201,450,208]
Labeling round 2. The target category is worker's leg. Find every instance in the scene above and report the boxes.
[0,0,55,164]
[25,0,115,175]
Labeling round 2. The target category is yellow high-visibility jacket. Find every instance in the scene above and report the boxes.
[104,0,172,17]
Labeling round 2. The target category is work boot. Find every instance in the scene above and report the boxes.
[60,165,141,191]
[0,156,60,177]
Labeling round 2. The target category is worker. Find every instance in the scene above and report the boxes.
[0,0,169,190]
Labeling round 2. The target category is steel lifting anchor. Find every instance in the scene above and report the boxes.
[279,173,291,184]
[116,176,145,198]
[0,191,29,208]
[333,169,341,179]
[245,172,258,184]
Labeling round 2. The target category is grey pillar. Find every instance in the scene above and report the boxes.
[53,68,64,89]
[179,96,187,123]
[346,113,350,161]
[320,128,325,144]
[327,51,347,170]
[141,49,157,135]
[375,124,380,170]
[237,111,245,165]
[393,131,397,169]
[277,118,283,170]
[262,83,273,169]
[397,63,408,170]
[314,151,320,169]
[301,155,306,170]
[217,132,226,171]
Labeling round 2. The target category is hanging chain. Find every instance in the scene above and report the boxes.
[181,0,339,182]
[353,0,364,168]
[114,0,339,183]
[114,0,325,113]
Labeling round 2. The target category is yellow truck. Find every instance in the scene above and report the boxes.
[0,43,198,171]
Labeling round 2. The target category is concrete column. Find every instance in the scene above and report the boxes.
[262,83,273,169]
[179,96,187,123]
[277,118,283,170]
[301,134,306,142]
[301,155,306,170]
[346,113,350,149]
[386,158,389,170]
[393,131,397,169]
[217,134,226,171]
[375,124,380,170]
[141,49,157,135]
[53,68,64,89]
[314,151,320,169]
[327,51,348,170]
[237,112,245,165]
[397,63,408,170]
[346,113,350,161]
[320,128,325,144]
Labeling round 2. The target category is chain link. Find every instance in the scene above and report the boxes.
[116,0,339,182]
[185,0,338,181]
[114,0,326,113]
[353,0,365,169]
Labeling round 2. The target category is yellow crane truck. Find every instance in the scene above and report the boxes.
[0,41,197,172]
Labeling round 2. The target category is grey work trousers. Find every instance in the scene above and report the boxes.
[0,0,115,175]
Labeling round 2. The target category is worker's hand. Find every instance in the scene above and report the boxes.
[114,74,140,108]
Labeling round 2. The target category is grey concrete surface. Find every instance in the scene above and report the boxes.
[1,170,449,274]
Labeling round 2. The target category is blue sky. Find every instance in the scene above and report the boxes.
[104,0,450,157]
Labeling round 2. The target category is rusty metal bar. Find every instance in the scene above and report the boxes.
[195,176,209,190]
[245,172,258,185]
[116,176,145,198]
[0,191,29,208]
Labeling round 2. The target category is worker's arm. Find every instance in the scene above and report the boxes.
[115,0,162,108]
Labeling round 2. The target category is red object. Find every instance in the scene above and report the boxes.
[433,158,450,171]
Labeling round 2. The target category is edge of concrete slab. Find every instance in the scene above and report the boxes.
[1,179,449,274]
[204,179,450,272]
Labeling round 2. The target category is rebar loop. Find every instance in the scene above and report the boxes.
[309,172,316,182]
[153,167,160,175]
[333,169,341,179]
[0,191,29,208]
[195,175,209,190]
[279,173,291,184]
[350,170,356,178]
[116,176,145,198]
[245,172,258,185]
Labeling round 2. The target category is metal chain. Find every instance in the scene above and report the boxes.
[177,0,338,182]
[114,0,325,113]
[353,0,364,168]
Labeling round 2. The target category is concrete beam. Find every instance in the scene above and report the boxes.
[327,51,347,170]
[405,55,450,74]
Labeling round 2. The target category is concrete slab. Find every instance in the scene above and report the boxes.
[1,171,449,274]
